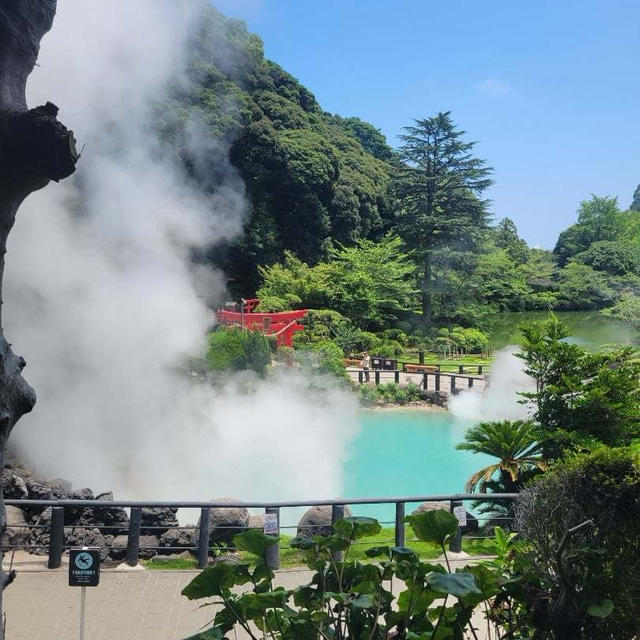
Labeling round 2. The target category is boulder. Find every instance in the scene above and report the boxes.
[48,478,72,499]
[109,534,159,560]
[138,535,159,559]
[75,492,129,534]
[198,500,250,544]
[1,473,28,500]
[110,535,129,561]
[2,506,29,546]
[412,501,478,533]
[158,528,195,554]
[141,507,178,535]
[65,527,113,561]
[296,505,353,538]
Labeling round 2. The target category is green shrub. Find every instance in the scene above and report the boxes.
[515,447,640,639]
[358,384,380,407]
[294,339,348,379]
[207,327,271,375]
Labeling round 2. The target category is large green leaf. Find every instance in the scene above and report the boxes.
[289,536,316,549]
[181,627,225,640]
[182,563,242,599]
[405,510,458,545]
[344,516,382,539]
[233,529,278,558]
[587,599,614,618]
[427,572,481,598]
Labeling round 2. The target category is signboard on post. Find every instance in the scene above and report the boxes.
[69,548,101,587]
[263,513,278,535]
[453,506,467,528]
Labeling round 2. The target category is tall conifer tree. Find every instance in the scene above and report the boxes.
[394,112,492,325]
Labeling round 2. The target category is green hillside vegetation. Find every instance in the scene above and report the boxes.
[160,4,640,353]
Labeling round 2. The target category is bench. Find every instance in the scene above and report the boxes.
[403,364,438,373]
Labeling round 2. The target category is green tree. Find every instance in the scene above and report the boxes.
[602,292,640,330]
[494,217,529,264]
[629,183,640,211]
[394,111,493,326]
[207,327,271,375]
[516,315,640,456]
[553,195,623,266]
[456,420,547,493]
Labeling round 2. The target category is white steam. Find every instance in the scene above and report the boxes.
[449,347,533,422]
[4,0,360,500]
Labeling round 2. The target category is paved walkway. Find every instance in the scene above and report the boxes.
[4,552,490,640]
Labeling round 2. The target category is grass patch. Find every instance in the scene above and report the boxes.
[143,527,498,570]
[145,557,198,570]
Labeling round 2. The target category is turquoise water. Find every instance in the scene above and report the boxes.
[343,410,489,522]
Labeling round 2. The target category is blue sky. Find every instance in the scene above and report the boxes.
[212,0,639,248]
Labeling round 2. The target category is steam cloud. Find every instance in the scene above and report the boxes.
[449,347,533,423]
[4,0,360,501]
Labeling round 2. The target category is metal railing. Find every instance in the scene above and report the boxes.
[4,493,517,571]
[355,369,485,391]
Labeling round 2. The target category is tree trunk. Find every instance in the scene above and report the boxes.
[421,253,432,327]
[0,2,77,634]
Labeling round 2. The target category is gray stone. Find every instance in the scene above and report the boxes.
[110,535,129,561]
[141,507,178,535]
[205,501,250,544]
[108,534,158,560]
[2,506,29,546]
[158,528,195,554]
[1,473,28,500]
[412,501,478,533]
[65,527,112,561]
[296,505,353,538]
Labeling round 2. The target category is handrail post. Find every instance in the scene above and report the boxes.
[374,371,380,386]
[265,507,280,570]
[197,507,210,569]
[331,504,345,562]
[358,370,363,384]
[478,365,483,375]
[48,506,64,569]
[458,365,464,374]
[435,373,440,391]
[418,350,424,364]
[449,501,462,553]
[451,375,456,391]
[395,502,405,547]
[394,370,400,384]
[422,372,428,389]
[468,377,473,388]
[126,507,142,566]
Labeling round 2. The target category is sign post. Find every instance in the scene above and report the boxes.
[69,547,101,640]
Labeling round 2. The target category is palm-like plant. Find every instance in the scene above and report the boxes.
[456,420,548,493]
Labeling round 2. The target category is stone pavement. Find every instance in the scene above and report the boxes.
[4,552,490,640]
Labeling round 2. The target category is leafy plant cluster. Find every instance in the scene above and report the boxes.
[358,382,422,407]
[181,510,528,640]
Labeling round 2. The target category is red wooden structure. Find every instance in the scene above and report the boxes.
[216,298,308,348]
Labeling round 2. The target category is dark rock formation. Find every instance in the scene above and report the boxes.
[0,1,78,621]
[199,500,250,544]
[297,505,353,538]
[141,507,178,535]
[158,528,195,554]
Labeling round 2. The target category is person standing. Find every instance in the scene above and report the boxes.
[361,350,371,382]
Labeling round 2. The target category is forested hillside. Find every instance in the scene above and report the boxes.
[162,4,640,342]
[160,5,396,294]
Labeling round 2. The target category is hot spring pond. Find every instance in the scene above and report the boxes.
[342,409,490,523]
